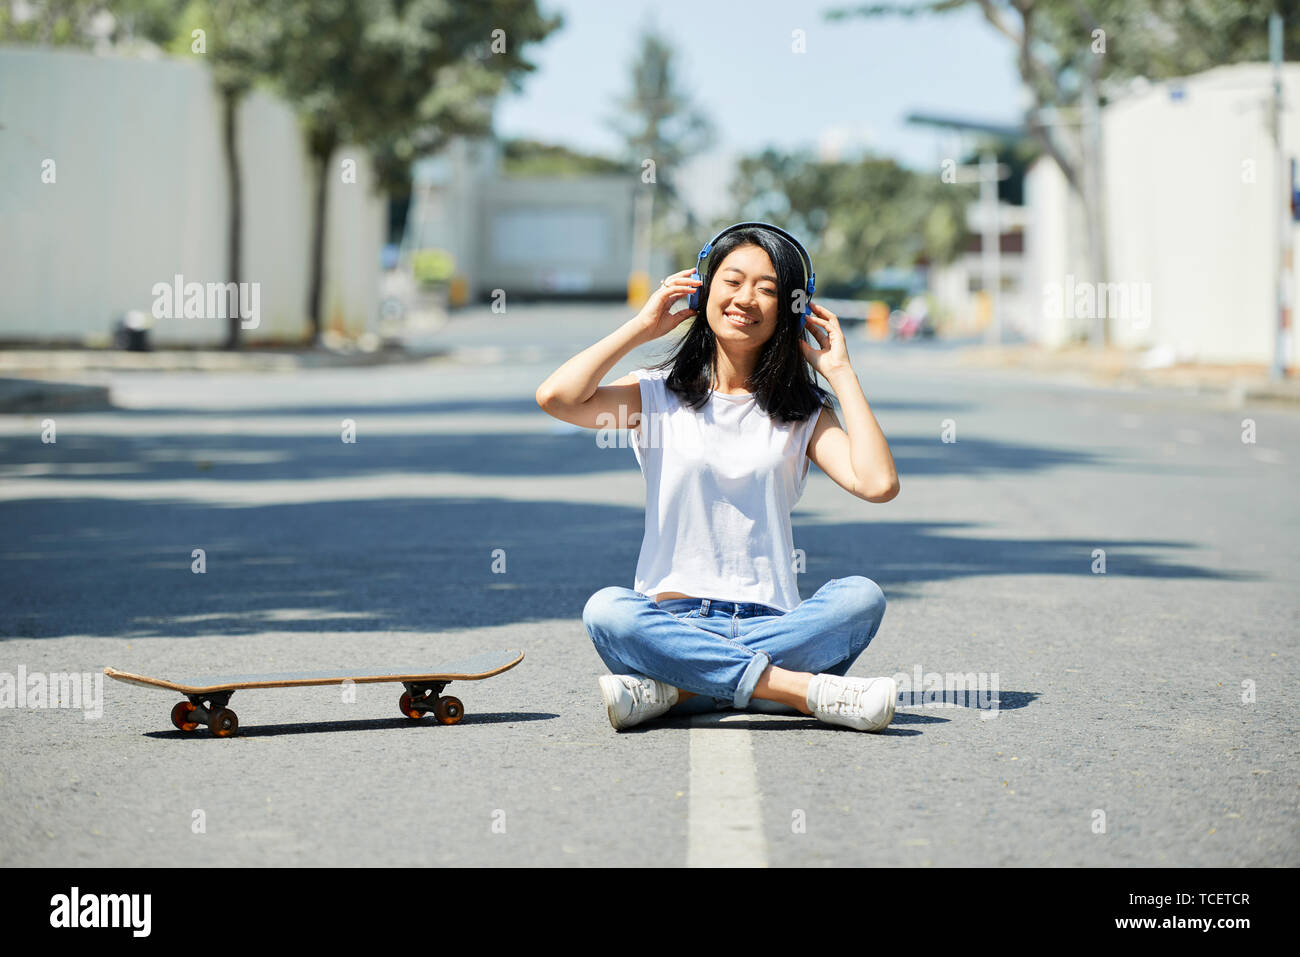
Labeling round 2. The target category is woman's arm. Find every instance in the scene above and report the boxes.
[534,316,649,429]
[801,302,900,503]
[535,269,699,430]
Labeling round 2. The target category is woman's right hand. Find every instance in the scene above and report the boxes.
[634,268,702,342]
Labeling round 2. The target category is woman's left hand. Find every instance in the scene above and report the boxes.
[798,302,853,379]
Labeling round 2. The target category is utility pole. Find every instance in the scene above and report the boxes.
[946,152,1010,346]
[1081,63,1107,354]
[628,186,655,307]
[979,151,1002,347]
[1271,10,1293,381]
[906,114,1020,346]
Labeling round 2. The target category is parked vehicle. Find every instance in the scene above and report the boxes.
[889,296,935,340]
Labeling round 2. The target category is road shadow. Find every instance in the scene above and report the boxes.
[140,710,559,739]
[0,427,1124,482]
[896,690,1039,712]
[0,493,1259,639]
[71,395,982,418]
[0,388,1266,640]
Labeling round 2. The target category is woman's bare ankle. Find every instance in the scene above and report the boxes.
[751,665,814,714]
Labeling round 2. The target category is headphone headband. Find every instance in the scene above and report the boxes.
[687,221,816,328]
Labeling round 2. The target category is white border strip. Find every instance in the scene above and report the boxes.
[687,714,768,867]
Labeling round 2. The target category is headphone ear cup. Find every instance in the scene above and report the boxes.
[687,271,701,310]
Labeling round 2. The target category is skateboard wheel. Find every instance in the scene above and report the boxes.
[434,696,463,725]
[398,692,424,720]
[171,701,199,732]
[208,707,239,737]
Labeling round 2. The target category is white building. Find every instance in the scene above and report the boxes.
[0,46,385,344]
[404,137,646,303]
[1024,62,1300,368]
[928,200,1030,338]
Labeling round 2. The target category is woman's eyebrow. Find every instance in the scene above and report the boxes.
[721,267,778,282]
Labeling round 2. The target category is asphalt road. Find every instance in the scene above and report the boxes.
[1,304,1296,866]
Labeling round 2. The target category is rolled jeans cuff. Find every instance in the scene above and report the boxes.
[732,650,772,709]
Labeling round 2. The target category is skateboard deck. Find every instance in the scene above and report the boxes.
[105,649,524,737]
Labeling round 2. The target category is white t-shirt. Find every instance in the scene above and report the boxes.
[630,366,822,613]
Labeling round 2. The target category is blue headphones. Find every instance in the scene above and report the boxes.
[686,221,816,329]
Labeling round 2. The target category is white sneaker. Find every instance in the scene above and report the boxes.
[806,674,897,732]
[599,674,679,730]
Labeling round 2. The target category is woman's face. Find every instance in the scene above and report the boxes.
[706,244,780,349]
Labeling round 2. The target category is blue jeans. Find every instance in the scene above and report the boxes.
[582,576,887,715]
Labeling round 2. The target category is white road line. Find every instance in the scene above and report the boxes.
[687,713,768,867]
[0,471,646,506]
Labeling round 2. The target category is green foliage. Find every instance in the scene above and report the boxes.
[1034,0,1300,101]
[827,0,1300,111]
[501,138,634,177]
[728,148,974,292]
[261,0,563,192]
[109,0,185,44]
[249,0,562,333]
[411,248,454,284]
[828,0,1299,204]
[0,0,186,47]
[166,0,274,95]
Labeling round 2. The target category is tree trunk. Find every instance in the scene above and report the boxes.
[221,87,243,350]
[306,135,336,345]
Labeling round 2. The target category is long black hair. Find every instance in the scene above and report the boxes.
[644,226,834,424]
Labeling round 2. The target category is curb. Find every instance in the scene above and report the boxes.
[0,345,451,375]
[950,345,1300,405]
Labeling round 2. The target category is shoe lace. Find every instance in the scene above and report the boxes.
[624,676,667,708]
[826,681,869,715]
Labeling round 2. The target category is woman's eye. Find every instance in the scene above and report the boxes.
[724,280,738,286]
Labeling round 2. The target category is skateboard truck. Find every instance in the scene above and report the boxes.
[171,692,239,737]
[399,681,464,725]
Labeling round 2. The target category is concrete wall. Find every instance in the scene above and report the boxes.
[0,46,385,344]
[1024,62,1300,366]
[1102,63,1299,365]
[1023,156,1089,348]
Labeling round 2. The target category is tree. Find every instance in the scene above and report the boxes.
[827,0,1300,342]
[606,25,715,240]
[0,0,180,46]
[169,0,274,350]
[500,138,633,178]
[605,21,712,276]
[730,148,973,297]
[829,0,1299,199]
[261,0,562,342]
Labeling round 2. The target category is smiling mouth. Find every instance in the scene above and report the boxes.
[724,312,758,326]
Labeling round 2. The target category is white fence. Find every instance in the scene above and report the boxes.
[0,46,385,344]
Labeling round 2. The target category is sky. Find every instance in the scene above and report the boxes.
[493,0,1026,219]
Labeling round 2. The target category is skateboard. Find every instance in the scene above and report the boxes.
[104,649,524,737]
